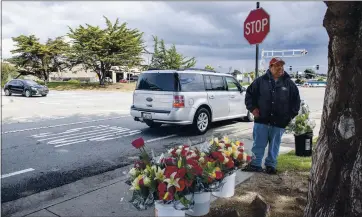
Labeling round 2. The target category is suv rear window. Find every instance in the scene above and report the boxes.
[136,73,178,91]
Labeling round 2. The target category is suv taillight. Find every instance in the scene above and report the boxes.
[173,95,185,108]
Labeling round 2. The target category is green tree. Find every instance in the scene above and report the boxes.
[1,62,17,85]
[204,65,214,71]
[249,71,255,80]
[67,16,145,85]
[149,36,196,69]
[9,35,69,82]
[304,68,316,79]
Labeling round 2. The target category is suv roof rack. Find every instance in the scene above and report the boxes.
[179,68,218,73]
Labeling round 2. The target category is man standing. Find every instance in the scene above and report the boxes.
[243,57,301,174]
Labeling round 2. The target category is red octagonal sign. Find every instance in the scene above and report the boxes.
[244,8,270,45]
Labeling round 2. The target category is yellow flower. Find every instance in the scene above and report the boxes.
[223,136,229,144]
[232,145,237,152]
[200,152,206,157]
[178,158,182,168]
[130,175,142,191]
[235,141,241,146]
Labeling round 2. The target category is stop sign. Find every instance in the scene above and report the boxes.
[244,8,270,45]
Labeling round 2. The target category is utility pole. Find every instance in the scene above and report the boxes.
[255,2,260,78]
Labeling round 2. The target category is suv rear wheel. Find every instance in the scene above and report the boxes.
[193,108,211,135]
[144,120,162,128]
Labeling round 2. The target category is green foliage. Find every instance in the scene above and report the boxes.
[67,16,145,85]
[1,62,18,86]
[286,112,316,136]
[204,65,215,71]
[149,36,196,70]
[317,77,325,81]
[249,71,255,80]
[304,68,316,79]
[10,35,70,81]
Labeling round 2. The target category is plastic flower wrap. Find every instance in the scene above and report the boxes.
[286,100,316,136]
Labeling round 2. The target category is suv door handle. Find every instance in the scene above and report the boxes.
[230,95,235,98]
[209,95,214,99]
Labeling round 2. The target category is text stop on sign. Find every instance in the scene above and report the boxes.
[243,8,270,45]
[245,18,269,35]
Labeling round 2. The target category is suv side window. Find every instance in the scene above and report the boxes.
[209,75,226,91]
[203,75,212,91]
[225,76,241,92]
[8,80,17,85]
[178,73,205,92]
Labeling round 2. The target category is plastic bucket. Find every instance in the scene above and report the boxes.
[185,192,211,216]
[154,201,185,217]
[212,172,236,198]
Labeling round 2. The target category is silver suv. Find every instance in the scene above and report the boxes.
[130,69,253,134]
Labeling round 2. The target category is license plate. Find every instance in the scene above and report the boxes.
[143,113,152,120]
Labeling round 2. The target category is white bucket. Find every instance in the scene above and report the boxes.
[154,201,185,217]
[212,172,236,198]
[185,192,211,216]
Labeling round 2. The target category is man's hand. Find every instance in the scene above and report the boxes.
[252,108,260,118]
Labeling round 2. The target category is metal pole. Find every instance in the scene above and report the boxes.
[255,2,260,78]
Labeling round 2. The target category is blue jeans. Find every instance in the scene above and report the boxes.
[250,123,285,168]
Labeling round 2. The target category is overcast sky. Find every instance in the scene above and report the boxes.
[2,1,328,73]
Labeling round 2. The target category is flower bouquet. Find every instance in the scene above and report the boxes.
[200,136,252,198]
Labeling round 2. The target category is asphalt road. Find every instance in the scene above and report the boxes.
[1,87,326,203]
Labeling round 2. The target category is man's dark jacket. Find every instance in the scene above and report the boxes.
[245,70,301,128]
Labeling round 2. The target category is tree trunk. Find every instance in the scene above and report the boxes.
[304,2,362,217]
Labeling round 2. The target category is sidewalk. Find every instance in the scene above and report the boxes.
[2,139,295,217]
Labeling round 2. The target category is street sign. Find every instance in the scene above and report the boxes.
[244,7,270,45]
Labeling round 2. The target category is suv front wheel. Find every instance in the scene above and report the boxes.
[193,108,211,135]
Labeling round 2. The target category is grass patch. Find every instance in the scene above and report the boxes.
[277,151,312,173]
[240,82,250,86]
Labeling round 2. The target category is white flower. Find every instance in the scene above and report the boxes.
[233,150,240,159]
[154,167,165,181]
[164,172,180,189]
[199,157,205,163]
[143,176,151,186]
[200,152,206,157]
[129,168,137,176]
[176,149,182,155]
[186,152,197,159]
[223,155,229,164]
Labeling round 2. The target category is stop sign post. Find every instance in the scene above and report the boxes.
[244,2,270,78]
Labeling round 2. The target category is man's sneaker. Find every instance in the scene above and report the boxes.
[242,163,263,172]
[265,166,277,174]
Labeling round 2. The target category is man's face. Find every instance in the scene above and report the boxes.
[270,62,284,78]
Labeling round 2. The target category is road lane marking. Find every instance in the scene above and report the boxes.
[54,130,142,147]
[2,116,130,134]
[1,168,35,179]
[30,125,141,147]
[145,134,177,143]
[48,128,131,145]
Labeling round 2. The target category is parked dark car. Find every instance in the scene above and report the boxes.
[4,79,49,97]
